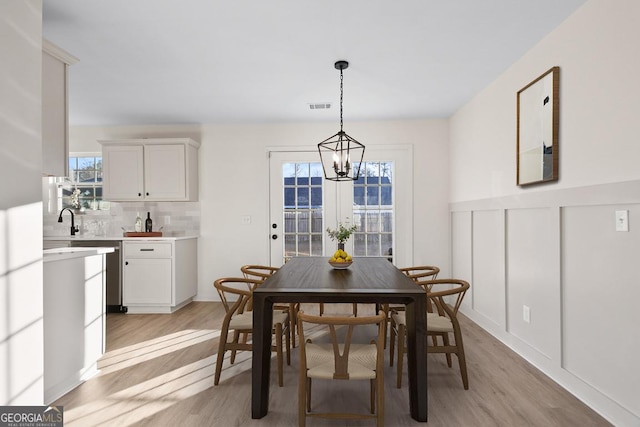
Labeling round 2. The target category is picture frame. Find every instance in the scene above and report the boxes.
[516,66,559,186]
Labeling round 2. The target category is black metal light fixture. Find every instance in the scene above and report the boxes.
[317,60,365,181]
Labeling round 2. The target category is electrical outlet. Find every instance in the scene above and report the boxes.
[164,215,171,225]
[523,305,531,323]
[615,210,629,232]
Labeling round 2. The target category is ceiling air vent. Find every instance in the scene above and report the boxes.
[309,103,331,110]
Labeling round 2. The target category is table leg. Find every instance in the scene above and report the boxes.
[252,294,273,418]
[405,297,428,421]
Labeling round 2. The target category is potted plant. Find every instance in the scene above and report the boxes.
[326,219,358,251]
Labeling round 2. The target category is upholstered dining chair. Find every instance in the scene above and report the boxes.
[213,277,290,386]
[296,310,386,427]
[390,278,470,389]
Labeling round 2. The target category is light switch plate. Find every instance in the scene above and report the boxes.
[523,305,531,323]
[615,210,629,232]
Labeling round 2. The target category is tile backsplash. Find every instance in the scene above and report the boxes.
[43,180,200,237]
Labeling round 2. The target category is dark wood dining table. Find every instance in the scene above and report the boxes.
[251,256,428,422]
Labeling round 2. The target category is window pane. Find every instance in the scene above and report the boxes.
[353,233,366,256]
[354,186,364,206]
[283,163,296,178]
[78,170,96,183]
[78,157,94,168]
[284,188,295,209]
[311,234,323,256]
[381,234,393,258]
[366,186,379,206]
[311,187,322,207]
[297,187,309,208]
[297,235,310,256]
[381,211,393,232]
[366,212,380,232]
[284,235,297,257]
[366,234,380,256]
[284,211,296,233]
[311,210,323,233]
[381,186,392,206]
[297,211,309,233]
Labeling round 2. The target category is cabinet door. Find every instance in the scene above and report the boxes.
[42,50,68,177]
[123,258,172,305]
[144,144,187,200]
[102,145,144,200]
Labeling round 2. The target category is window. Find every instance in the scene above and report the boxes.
[60,155,105,210]
[282,162,324,258]
[352,161,393,260]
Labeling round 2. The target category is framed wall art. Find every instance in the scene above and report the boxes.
[516,66,559,186]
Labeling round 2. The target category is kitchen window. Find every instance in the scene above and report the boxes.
[59,155,107,210]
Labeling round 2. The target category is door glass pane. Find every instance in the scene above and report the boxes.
[282,162,324,260]
[353,161,394,261]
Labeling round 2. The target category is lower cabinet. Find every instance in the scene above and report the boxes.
[123,238,197,313]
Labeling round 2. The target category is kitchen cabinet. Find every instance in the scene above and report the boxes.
[99,138,200,201]
[43,247,112,404]
[42,39,78,177]
[122,237,197,313]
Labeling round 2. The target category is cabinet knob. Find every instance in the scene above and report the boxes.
[146,192,149,196]
[125,261,129,265]
[271,234,278,240]
[138,193,142,197]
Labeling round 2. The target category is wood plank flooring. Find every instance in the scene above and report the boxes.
[53,302,611,426]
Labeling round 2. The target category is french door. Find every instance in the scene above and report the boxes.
[268,147,412,267]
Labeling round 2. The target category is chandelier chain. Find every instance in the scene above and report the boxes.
[339,68,344,132]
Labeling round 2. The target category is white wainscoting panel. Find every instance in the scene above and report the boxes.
[450,180,640,426]
[562,203,640,419]
[506,207,560,361]
[451,210,473,311]
[471,209,505,328]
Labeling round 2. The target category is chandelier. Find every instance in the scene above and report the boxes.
[317,60,365,181]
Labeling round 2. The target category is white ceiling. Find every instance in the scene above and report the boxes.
[43,0,586,127]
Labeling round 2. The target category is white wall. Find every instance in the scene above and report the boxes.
[68,118,450,301]
[449,0,640,425]
[0,0,45,405]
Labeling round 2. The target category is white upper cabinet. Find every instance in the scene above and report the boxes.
[99,138,200,201]
[42,39,78,177]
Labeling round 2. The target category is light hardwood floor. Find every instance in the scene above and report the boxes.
[54,302,611,426]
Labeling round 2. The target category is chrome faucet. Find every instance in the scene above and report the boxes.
[58,208,79,236]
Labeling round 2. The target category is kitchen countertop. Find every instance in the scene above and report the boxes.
[44,235,198,242]
[43,246,116,263]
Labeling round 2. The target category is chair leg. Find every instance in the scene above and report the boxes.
[443,333,453,367]
[290,303,297,348]
[389,316,396,367]
[370,378,375,414]
[214,325,230,385]
[454,328,469,390]
[377,374,385,427]
[275,323,284,387]
[396,323,405,388]
[298,371,306,427]
[285,320,291,366]
[230,330,241,364]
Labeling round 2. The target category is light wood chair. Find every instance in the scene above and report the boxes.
[390,278,470,389]
[213,277,290,386]
[296,310,386,427]
[240,264,300,348]
[383,265,440,348]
